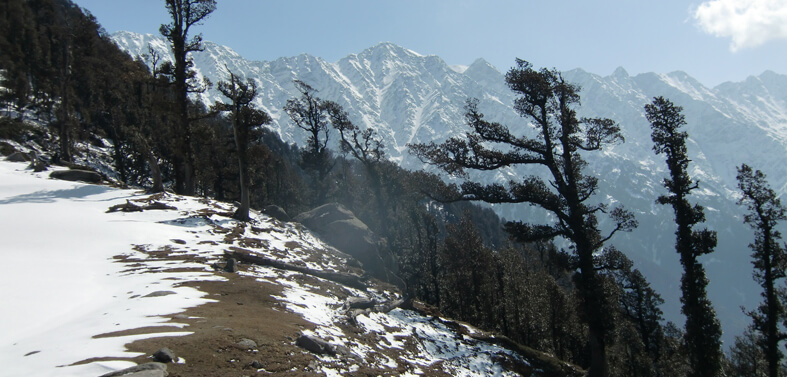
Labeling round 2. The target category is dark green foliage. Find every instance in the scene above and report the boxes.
[645,96,723,377]
[159,0,216,195]
[0,3,700,373]
[410,59,636,377]
[283,80,336,204]
[0,117,32,141]
[727,327,769,377]
[737,164,787,377]
[214,71,272,221]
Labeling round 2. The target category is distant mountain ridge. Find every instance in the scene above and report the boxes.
[111,31,787,343]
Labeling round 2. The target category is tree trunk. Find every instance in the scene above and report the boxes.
[146,149,164,193]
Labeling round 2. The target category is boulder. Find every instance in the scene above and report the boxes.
[345,296,375,310]
[262,205,290,222]
[143,291,176,298]
[49,169,102,183]
[223,257,238,273]
[5,152,30,162]
[295,334,333,355]
[152,347,176,363]
[294,203,388,279]
[236,338,257,350]
[99,362,167,377]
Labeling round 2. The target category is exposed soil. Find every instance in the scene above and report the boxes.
[75,248,446,376]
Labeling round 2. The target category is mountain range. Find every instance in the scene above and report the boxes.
[111,31,787,344]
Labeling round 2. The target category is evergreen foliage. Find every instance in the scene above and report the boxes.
[159,0,216,195]
[0,3,694,374]
[214,71,272,221]
[645,96,723,377]
[409,59,637,377]
[283,80,336,204]
[737,164,787,377]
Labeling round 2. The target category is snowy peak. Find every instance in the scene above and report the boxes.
[611,66,629,80]
[464,58,504,87]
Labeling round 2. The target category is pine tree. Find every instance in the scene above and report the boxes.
[325,101,387,230]
[283,80,334,204]
[410,59,637,377]
[159,0,216,195]
[736,163,787,377]
[215,71,272,221]
[645,96,722,377]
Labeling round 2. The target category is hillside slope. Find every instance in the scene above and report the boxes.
[0,160,580,377]
[111,32,787,341]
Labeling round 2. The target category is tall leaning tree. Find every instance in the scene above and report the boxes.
[159,0,215,195]
[644,96,723,377]
[215,71,271,221]
[737,163,787,377]
[410,59,637,377]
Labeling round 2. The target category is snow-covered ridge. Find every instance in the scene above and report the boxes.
[110,31,787,343]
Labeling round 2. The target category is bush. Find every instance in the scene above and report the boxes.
[0,117,32,141]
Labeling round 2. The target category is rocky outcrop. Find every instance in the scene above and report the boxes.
[49,169,102,183]
[262,205,290,222]
[99,362,168,377]
[152,347,177,363]
[5,152,30,162]
[294,203,400,285]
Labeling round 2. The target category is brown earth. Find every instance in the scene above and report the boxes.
[74,248,448,377]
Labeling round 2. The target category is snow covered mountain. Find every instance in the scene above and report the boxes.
[112,31,787,343]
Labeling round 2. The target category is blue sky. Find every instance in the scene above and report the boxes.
[73,0,787,87]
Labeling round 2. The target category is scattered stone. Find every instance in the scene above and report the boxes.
[249,360,263,369]
[143,201,176,211]
[345,296,375,310]
[5,152,30,162]
[143,291,176,298]
[99,362,168,377]
[23,350,40,356]
[108,201,176,213]
[172,314,189,320]
[49,169,102,183]
[170,239,186,245]
[152,347,177,363]
[295,334,333,355]
[223,257,238,273]
[107,201,143,213]
[236,338,257,350]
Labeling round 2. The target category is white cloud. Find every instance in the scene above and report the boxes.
[694,0,787,51]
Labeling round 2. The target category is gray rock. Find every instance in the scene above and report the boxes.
[236,338,257,350]
[50,169,102,183]
[345,296,375,310]
[249,360,263,369]
[262,205,290,222]
[295,334,333,355]
[5,152,30,162]
[99,362,167,377]
[152,347,176,363]
[143,291,176,298]
[223,257,238,273]
[294,203,388,279]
